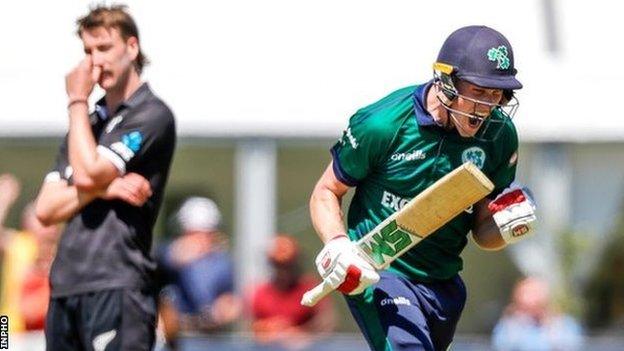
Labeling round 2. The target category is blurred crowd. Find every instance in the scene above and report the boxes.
[0,174,61,334]
[155,196,335,350]
[491,276,584,351]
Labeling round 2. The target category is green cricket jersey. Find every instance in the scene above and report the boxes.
[331,82,518,282]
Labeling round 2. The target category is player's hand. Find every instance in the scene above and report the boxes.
[65,56,101,102]
[101,173,152,206]
[315,236,379,295]
[488,183,537,244]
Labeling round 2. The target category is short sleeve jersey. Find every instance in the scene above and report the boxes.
[331,82,518,281]
[46,83,176,297]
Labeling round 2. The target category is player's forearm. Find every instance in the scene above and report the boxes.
[67,104,116,189]
[472,217,507,251]
[471,198,506,250]
[309,185,347,243]
[35,181,100,225]
[68,103,97,174]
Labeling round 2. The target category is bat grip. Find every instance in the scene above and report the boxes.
[300,280,335,307]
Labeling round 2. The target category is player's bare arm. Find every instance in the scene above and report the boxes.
[309,161,380,297]
[35,180,100,226]
[309,162,350,243]
[472,184,537,251]
[471,198,507,250]
[35,173,152,225]
[66,56,120,191]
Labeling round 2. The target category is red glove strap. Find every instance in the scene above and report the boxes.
[488,189,526,213]
[337,265,362,294]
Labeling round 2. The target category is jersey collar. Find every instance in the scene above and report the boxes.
[412,81,438,127]
[94,83,152,120]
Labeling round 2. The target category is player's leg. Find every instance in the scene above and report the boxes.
[76,288,157,351]
[119,288,157,350]
[45,296,83,351]
[346,271,436,351]
[76,289,122,351]
[419,275,467,351]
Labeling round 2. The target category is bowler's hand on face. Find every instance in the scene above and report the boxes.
[65,55,99,101]
[91,59,102,84]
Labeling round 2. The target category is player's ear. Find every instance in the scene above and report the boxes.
[501,90,514,106]
[126,36,139,61]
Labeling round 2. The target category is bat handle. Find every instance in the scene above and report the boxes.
[300,280,335,307]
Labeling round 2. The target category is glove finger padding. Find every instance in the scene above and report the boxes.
[345,265,380,295]
[337,265,362,293]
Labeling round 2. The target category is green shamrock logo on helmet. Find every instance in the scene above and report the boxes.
[487,45,510,70]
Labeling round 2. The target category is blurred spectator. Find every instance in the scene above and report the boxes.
[19,208,61,331]
[249,235,335,350]
[0,174,61,332]
[492,276,584,351]
[157,197,242,349]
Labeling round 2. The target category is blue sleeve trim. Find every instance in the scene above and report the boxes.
[330,146,359,187]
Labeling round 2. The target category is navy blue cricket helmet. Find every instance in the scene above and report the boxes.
[435,25,522,90]
[432,26,522,142]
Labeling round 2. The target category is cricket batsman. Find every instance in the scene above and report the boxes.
[309,25,537,350]
[35,5,175,350]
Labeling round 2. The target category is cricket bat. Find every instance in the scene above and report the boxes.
[301,162,494,307]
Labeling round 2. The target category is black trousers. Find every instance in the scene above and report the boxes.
[45,288,157,351]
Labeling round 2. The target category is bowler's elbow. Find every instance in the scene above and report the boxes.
[79,158,121,191]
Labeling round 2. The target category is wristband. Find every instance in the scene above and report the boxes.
[67,98,88,109]
[328,234,348,242]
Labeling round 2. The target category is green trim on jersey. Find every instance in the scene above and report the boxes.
[332,83,518,282]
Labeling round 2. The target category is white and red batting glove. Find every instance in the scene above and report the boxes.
[488,184,537,244]
[315,235,380,295]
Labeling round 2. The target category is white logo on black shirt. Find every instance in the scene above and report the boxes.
[93,329,116,351]
[105,115,124,133]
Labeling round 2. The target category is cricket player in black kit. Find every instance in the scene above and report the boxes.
[35,5,175,350]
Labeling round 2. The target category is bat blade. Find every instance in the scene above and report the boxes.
[301,162,494,307]
[359,162,494,269]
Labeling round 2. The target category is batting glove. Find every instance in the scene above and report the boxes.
[488,183,537,244]
[315,235,380,295]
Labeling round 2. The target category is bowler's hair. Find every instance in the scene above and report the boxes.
[76,4,149,74]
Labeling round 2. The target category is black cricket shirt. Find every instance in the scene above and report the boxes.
[45,83,176,297]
